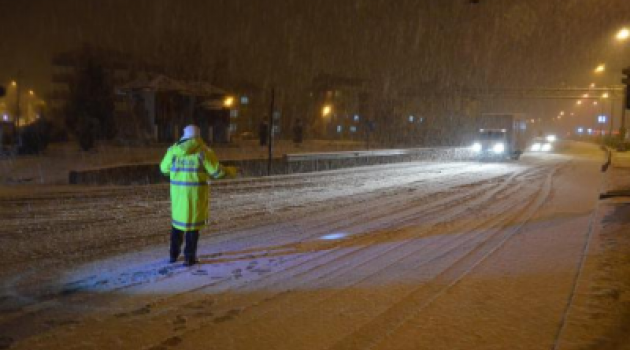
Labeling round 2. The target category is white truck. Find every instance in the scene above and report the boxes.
[470,113,526,160]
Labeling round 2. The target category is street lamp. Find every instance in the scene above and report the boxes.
[322,105,332,117]
[595,64,606,73]
[617,28,630,41]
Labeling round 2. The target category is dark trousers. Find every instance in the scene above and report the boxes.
[170,227,199,261]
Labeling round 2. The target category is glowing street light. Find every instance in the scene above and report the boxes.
[322,105,332,117]
[594,64,606,73]
[590,83,596,88]
[582,93,589,98]
[593,101,598,105]
[577,100,583,105]
[10,81,16,87]
[223,96,234,107]
[28,90,34,96]
[602,92,609,98]
[617,28,630,41]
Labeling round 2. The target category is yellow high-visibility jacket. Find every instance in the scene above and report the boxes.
[159,137,225,231]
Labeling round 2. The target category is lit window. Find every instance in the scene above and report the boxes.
[419,117,424,123]
[350,126,357,132]
[229,123,237,132]
[230,109,239,118]
[337,125,343,133]
[354,115,360,122]
[240,96,249,105]
[409,116,415,122]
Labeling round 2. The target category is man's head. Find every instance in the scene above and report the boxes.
[181,125,200,140]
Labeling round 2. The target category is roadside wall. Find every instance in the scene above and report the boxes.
[69,147,476,185]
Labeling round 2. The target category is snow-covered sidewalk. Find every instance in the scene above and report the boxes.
[555,149,630,349]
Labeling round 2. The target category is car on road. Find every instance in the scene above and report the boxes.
[529,137,553,152]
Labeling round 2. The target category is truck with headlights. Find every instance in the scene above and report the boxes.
[470,113,526,160]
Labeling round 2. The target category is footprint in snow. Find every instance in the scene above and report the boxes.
[173,316,187,325]
[213,309,241,323]
[130,306,151,316]
[161,336,183,347]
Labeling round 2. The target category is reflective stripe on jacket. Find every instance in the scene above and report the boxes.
[159,137,225,231]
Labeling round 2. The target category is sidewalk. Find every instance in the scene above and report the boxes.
[558,151,630,349]
[0,139,364,185]
[607,151,630,192]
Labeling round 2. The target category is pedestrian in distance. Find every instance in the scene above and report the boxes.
[292,118,304,147]
[259,120,269,147]
[160,125,237,266]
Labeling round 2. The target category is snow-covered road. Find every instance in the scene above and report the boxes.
[0,142,612,349]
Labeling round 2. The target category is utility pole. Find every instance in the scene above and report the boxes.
[621,67,630,140]
[15,71,22,148]
[608,96,614,136]
[267,88,275,176]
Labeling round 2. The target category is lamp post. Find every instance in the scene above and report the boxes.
[616,28,629,139]
[322,104,332,138]
[14,73,22,148]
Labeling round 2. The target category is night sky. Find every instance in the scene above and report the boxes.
[1,0,629,97]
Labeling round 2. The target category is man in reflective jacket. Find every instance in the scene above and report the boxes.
[160,125,236,266]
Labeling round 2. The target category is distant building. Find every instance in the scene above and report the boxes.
[50,44,151,121]
[117,75,232,144]
[220,80,266,139]
[51,45,234,144]
[308,73,370,140]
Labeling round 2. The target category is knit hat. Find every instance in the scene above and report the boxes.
[181,125,200,140]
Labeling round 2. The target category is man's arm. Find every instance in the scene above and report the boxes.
[159,147,173,176]
[201,147,225,179]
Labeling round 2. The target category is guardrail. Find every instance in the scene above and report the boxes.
[283,147,451,162]
[69,146,476,185]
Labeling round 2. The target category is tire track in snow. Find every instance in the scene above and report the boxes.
[1,163,548,348]
[0,163,521,332]
[1,163,540,348]
[322,163,562,350]
[123,166,549,349]
[2,162,514,303]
